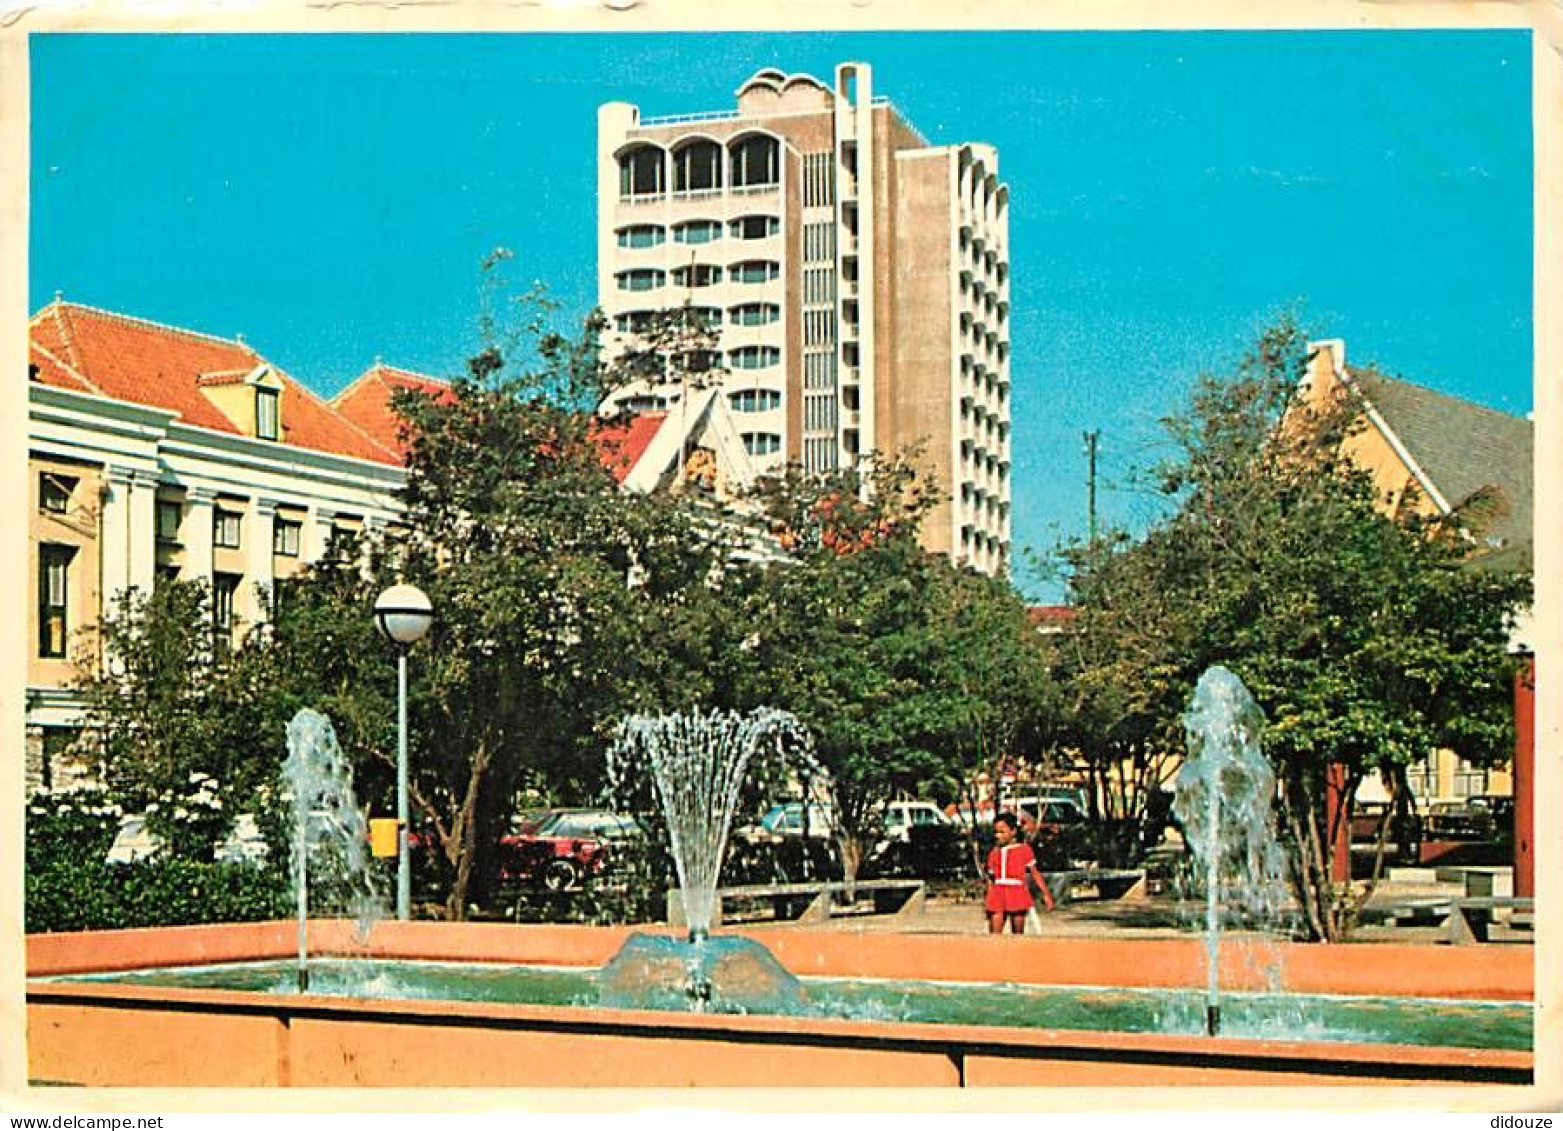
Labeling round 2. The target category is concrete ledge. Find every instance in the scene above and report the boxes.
[25,921,1534,1087]
[28,919,1534,999]
[27,978,1532,1088]
[666,879,926,929]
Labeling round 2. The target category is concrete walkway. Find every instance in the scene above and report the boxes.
[749,867,1533,944]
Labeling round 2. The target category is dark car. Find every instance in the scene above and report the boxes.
[499,808,639,892]
[1349,802,1422,864]
[1469,795,1515,826]
[1015,798,1091,867]
[1424,801,1496,842]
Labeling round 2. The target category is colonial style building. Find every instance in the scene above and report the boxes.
[26,301,774,792]
[334,368,778,562]
[26,299,406,791]
[1303,339,1533,806]
[598,62,1012,575]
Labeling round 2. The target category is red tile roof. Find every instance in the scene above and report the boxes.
[338,364,670,481]
[29,300,674,484]
[29,341,94,393]
[28,301,399,465]
[332,363,456,458]
[589,412,668,484]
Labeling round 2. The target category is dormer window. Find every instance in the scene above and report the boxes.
[197,362,284,441]
[40,473,76,514]
[256,388,280,440]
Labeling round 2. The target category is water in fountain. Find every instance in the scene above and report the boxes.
[281,708,387,991]
[1170,666,1293,1036]
[600,707,817,1014]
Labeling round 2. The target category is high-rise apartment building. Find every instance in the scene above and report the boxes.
[598,62,1012,574]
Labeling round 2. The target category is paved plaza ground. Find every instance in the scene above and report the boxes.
[753,866,1533,945]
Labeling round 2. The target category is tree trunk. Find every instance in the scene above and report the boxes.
[1279,767,1328,942]
[444,738,494,921]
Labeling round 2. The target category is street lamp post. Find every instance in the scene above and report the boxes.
[374,583,433,920]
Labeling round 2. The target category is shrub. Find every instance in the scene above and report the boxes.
[721,836,836,886]
[26,857,291,933]
[25,790,290,932]
[25,788,121,871]
[863,824,970,880]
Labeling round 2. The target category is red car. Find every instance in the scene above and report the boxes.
[499,808,640,892]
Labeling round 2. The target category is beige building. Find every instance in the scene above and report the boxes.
[1303,339,1533,806]
[26,299,407,793]
[597,62,1012,574]
[25,302,785,797]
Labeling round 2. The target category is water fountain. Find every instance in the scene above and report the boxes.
[599,707,817,1014]
[280,708,386,992]
[24,697,1534,1086]
[1171,666,1294,1037]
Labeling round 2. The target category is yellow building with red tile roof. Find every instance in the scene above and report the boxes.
[26,299,407,791]
[26,299,773,790]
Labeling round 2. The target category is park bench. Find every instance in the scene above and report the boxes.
[1383,896,1455,927]
[1041,868,1147,906]
[1444,896,1534,945]
[1434,866,1510,898]
[666,878,927,929]
[1380,894,1534,944]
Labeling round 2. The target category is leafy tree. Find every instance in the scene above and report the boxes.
[920,565,1059,872]
[742,454,1054,887]
[74,580,271,856]
[1056,316,1530,938]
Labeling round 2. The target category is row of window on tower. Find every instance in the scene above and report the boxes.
[613,304,781,332]
[615,261,780,291]
[614,388,784,416]
[616,216,780,248]
[618,136,781,198]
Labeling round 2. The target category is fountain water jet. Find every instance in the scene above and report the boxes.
[1171,666,1293,1036]
[602,707,818,1013]
[281,708,386,992]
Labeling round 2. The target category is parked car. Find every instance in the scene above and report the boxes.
[1424,802,1495,842]
[878,800,952,843]
[1348,802,1422,864]
[105,813,270,866]
[735,801,838,844]
[498,808,640,892]
[947,793,1088,829]
[1468,794,1515,826]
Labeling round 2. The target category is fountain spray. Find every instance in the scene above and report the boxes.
[1172,667,1291,1038]
[282,708,387,995]
[600,707,821,1015]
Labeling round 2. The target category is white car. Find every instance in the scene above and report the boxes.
[105,813,270,865]
[879,800,952,843]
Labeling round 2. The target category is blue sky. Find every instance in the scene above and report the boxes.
[30,31,1532,599]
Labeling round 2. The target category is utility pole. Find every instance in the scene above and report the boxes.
[1083,429,1100,546]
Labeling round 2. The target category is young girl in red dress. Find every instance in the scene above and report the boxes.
[985,811,1055,934]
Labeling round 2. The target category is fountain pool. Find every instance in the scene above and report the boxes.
[49,955,1531,1050]
[26,919,1532,1087]
[25,698,1536,1088]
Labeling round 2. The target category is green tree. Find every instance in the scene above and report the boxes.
[922,564,1059,872]
[1057,317,1530,939]
[74,580,269,857]
[743,454,1054,886]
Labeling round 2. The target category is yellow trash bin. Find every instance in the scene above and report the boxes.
[369,817,401,859]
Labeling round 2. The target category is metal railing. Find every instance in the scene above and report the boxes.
[638,94,896,129]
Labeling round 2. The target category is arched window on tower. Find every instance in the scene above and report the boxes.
[618,145,665,198]
[674,140,723,194]
[729,135,780,190]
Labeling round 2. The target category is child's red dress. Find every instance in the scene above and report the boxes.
[985,841,1037,914]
